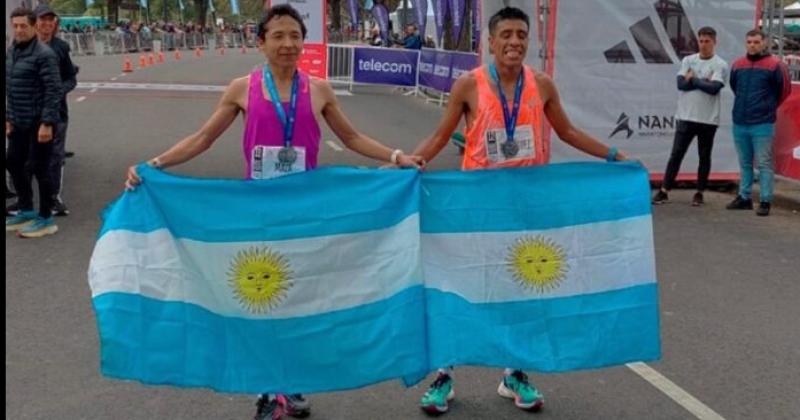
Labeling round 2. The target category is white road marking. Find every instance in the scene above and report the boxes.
[626,362,726,420]
[77,82,355,96]
[110,77,118,81]
[90,88,98,93]
[325,140,344,152]
[332,89,353,96]
[77,82,225,92]
[118,73,127,77]
[76,96,87,102]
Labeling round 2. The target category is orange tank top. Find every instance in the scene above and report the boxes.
[462,65,548,170]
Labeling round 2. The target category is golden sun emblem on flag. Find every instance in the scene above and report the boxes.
[506,235,569,293]
[227,247,293,314]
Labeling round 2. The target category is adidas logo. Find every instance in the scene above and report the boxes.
[605,0,697,64]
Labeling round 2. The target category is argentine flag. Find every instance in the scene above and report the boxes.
[421,163,660,371]
[89,163,660,394]
[90,166,427,393]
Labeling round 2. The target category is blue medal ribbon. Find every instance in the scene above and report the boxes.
[263,65,299,148]
[489,63,524,144]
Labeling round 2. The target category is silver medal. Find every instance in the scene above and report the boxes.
[278,147,298,165]
[502,141,519,158]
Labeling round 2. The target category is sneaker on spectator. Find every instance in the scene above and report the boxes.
[17,216,58,238]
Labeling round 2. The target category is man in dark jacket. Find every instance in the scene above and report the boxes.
[727,29,792,216]
[35,4,78,216]
[5,6,63,238]
[395,24,423,50]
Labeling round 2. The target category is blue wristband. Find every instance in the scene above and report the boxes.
[606,147,618,162]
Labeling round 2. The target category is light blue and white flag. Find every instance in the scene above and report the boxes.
[420,163,660,371]
[177,0,185,11]
[229,0,239,16]
[90,166,427,394]
[86,0,95,7]
[89,162,660,394]
[208,0,215,13]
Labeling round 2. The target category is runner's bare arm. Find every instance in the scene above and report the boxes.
[125,77,246,189]
[412,74,473,163]
[539,74,628,161]
[318,79,423,168]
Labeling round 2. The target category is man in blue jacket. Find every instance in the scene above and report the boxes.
[396,24,423,50]
[5,6,63,237]
[727,29,792,216]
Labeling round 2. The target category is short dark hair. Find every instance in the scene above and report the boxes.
[746,29,765,39]
[488,7,530,35]
[10,7,36,25]
[697,26,716,39]
[258,4,307,41]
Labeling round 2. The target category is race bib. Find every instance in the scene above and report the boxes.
[484,125,536,164]
[251,146,306,179]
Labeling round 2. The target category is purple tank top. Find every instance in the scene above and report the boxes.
[242,68,321,178]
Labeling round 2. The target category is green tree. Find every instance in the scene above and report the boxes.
[50,0,87,15]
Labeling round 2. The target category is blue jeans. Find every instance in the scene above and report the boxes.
[732,123,775,202]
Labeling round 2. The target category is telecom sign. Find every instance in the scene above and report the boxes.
[352,47,419,87]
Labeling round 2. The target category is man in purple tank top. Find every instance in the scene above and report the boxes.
[125,5,423,419]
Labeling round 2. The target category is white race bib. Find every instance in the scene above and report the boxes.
[484,125,535,164]
[251,146,306,179]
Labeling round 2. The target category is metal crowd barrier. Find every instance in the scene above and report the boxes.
[784,54,800,81]
[327,44,355,85]
[159,33,184,51]
[184,32,209,50]
[60,33,97,55]
[100,32,154,54]
[62,31,220,56]
[212,32,258,49]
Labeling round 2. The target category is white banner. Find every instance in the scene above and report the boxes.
[551,0,756,178]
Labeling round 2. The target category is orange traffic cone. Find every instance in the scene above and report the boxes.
[218,47,225,55]
[158,51,165,63]
[174,50,182,60]
[148,53,156,65]
[138,54,148,68]
[241,46,247,54]
[122,56,134,72]
[194,47,203,57]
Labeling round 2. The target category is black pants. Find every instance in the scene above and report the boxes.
[662,120,718,191]
[7,126,55,218]
[48,121,67,200]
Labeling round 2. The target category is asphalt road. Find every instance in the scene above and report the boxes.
[6,51,800,420]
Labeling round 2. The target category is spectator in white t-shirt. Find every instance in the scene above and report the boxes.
[652,26,729,207]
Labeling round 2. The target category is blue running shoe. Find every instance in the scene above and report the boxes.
[498,370,544,411]
[18,216,58,238]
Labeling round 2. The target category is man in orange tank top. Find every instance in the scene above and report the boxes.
[411,6,631,416]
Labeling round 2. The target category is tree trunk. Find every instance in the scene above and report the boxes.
[109,0,120,24]
[330,0,342,31]
[193,0,207,27]
[443,14,454,50]
[456,0,472,51]
[442,1,473,51]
